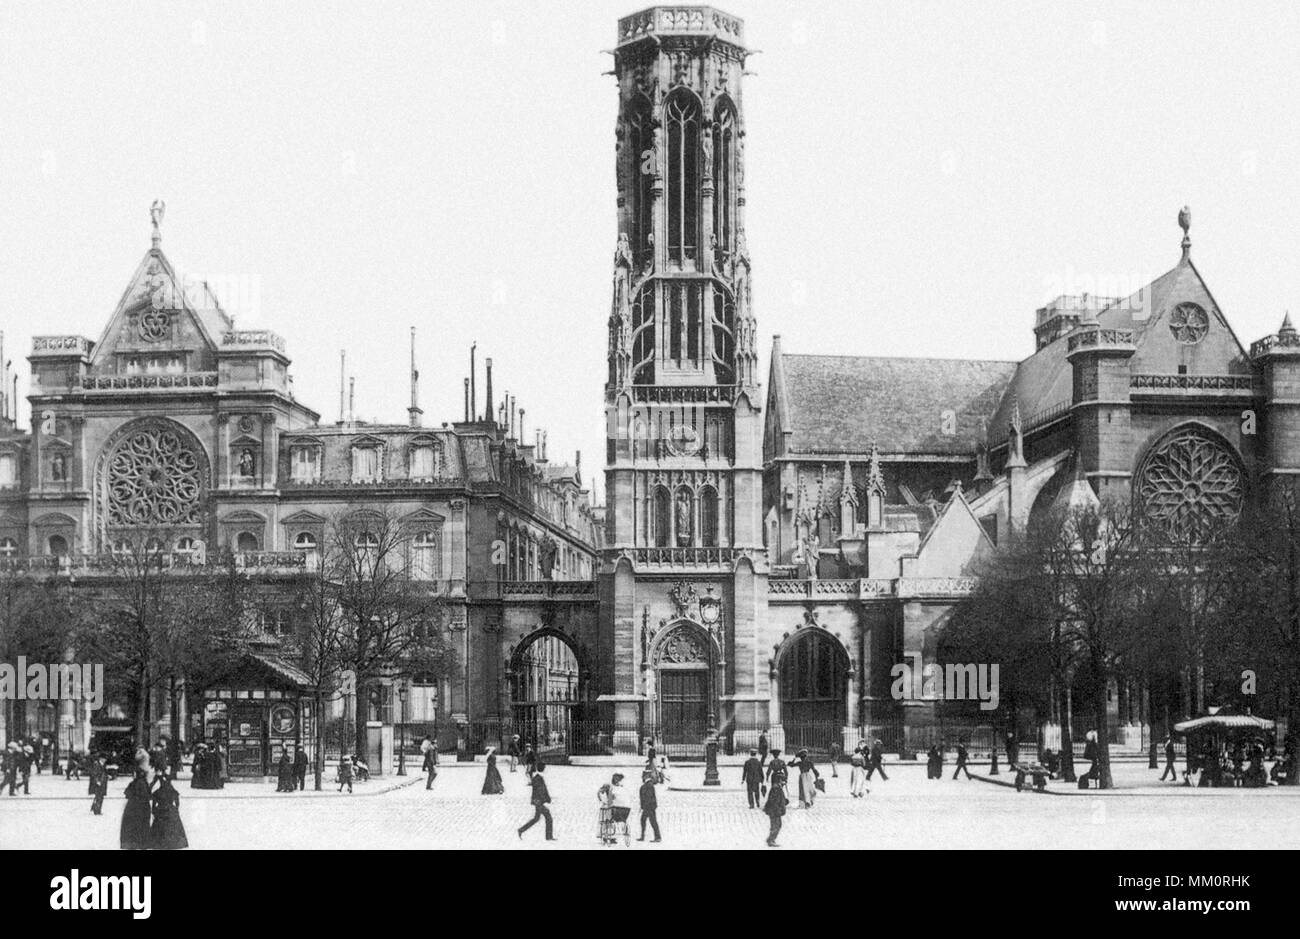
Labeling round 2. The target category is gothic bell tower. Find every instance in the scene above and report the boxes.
[599,6,768,743]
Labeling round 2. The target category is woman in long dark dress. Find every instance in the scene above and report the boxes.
[481,747,504,795]
[120,767,153,850]
[276,751,294,792]
[148,773,189,849]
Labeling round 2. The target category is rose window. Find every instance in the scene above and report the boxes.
[1136,428,1243,542]
[106,427,205,526]
[1168,302,1209,344]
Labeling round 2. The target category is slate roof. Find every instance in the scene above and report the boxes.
[777,353,1017,456]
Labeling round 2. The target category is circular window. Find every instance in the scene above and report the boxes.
[1169,302,1209,344]
[1136,427,1243,542]
[106,425,204,526]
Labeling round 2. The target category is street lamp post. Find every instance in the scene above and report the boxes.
[397,682,408,776]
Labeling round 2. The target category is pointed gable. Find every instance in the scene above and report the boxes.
[909,488,995,577]
[88,247,232,376]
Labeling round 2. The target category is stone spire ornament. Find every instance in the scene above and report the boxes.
[1006,396,1026,468]
[1178,205,1191,261]
[150,199,165,248]
[974,418,993,483]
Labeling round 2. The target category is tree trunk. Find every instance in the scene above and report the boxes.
[313,691,325,791]
[353,680,368,764]
[169,675,181,744]
[1057,678,1076,782]
[1285,684,1300,786]
[1095,678,1113,789]
[134,667,150,747]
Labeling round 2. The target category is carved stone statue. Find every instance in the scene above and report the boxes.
[802,531,821,580]
[675,491,692,547]
[150,199,165,230]
[51,452,67,482]
[1007,399,1025,466]
[702,125,714,174]
[539,535,558,580]
[238,448,255,477]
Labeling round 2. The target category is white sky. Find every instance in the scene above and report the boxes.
[3,1,1299,503]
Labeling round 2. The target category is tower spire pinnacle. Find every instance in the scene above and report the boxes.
[1179,204,1191,261]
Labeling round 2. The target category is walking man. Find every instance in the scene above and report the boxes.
[866,738,889,781]
[828,739,842,778]
[742,748,765,808]
[517,762,555,841]
[758,730,769,766]
[422,740,439,790]
[89,755,109,815]
[508,734,521,773]
[293,745,308,791]
[952,741,973,779]
[637,770,662,842]
[337,753,354,793]
[4,742,19,795]
[1160,735,1178,782]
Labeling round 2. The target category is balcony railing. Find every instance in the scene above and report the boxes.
[472,579,598,601]
[630,385,736,404]
[1066,327,1134,352]
[1251,332,1300,358]
[623,546,750,568]
[767,577,977,600]
[1130,374,1255,392]
[75,372,219,391]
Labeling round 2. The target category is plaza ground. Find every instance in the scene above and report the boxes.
[2,759,1298,850]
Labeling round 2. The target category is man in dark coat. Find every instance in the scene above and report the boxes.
[150,741,168,775]
[828,739,842,777]
[866,739,889,781]
[507,735,521,773]
[517,761,554,841]
[89,755,109,815]
[294,745,309,790]
[742,749,765,808]
[16,743,32,794]
[276,751,294,792]
[758,730,769,766]
[953,741,973,779]
[523,744,537,779]
[763,770,788,847]
[3,743,19,795]
[422,742,438,790]
[1160,735,1178,782]
[637,770,661,842]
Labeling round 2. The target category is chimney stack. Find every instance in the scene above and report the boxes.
[484,357,494,424]
[407,327,422,428]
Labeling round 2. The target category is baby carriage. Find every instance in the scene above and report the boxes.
[350,756,370,782]
[596,782,631,846]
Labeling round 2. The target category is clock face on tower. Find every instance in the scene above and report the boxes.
[666,423,701,457]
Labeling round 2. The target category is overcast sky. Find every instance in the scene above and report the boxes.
[3,1,1298,502]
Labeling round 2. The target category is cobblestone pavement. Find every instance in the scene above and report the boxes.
[3,763,1298,850]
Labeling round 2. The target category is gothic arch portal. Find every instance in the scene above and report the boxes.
[772,625,852,751]
[649,618,722,748]
[508,627,587,759]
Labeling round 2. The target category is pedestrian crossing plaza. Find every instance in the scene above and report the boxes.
[2,760,1297,850]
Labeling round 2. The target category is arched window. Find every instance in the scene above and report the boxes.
[627,96,655,259]
[293,531,318,568]
[355,531,379,573]
[411,530,441,580]
[0,537,17,558]
[47,535,68,557]
[653,487,671,547]
[235,531,259,553]
[868,491,884,528]
[713,98,737,256]
[175,536,199,564]
[699,487,719,548]
[665,90,700,265]
[0,453,16,488]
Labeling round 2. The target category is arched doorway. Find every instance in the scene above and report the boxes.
[651,620,719,756]
[778,629,849,754]
[510,629,583,762]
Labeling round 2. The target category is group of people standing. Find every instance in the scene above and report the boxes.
[119,748,188,850]
[275,746,310,792]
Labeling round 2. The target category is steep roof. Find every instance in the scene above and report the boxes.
[776,353,1017,456]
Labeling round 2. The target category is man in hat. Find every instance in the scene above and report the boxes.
[16,741,32,794]
[637,770,661,842]
[867,738,889,781]
[294,745,309,790]
[2,742,18,796]
[422,739,438,790]
[507,734,521,773]
[763,763,789,847]
[1160,734,1178,782]
[758,729,769,766]
[952,740,973,780]
[89,754,109,815]
[742,748,765,808]
[517,761,554,841]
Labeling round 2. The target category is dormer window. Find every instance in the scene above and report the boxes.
[410,441,442,481]
[290,445,321,483]
[351,442,382,482]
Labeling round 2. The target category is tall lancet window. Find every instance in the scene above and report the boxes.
[712,283,736,383]
[628,96,655,261]
[665,90,700,266]
[631,285,655,383]
[713,98,737,256]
